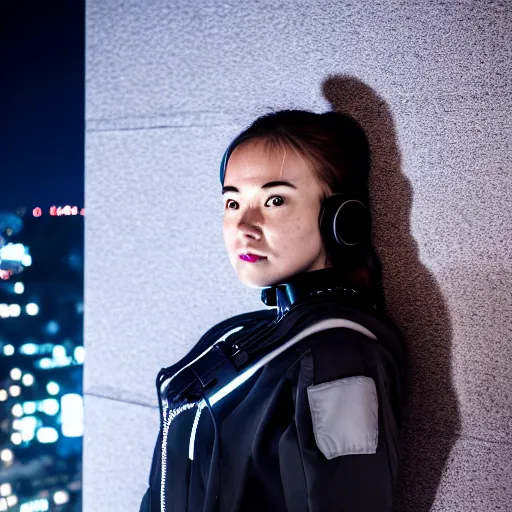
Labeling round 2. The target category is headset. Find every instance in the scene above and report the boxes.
[219,133,372,257]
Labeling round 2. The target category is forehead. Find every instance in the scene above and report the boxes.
[224,140,311,183]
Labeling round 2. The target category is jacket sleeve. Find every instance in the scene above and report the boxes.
[292,327,404,512]
[139,488,151,512]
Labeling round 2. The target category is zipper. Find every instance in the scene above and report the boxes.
[160,401,196,512]
[189,399,206,460]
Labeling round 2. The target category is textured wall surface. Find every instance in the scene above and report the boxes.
[84,1,512,510]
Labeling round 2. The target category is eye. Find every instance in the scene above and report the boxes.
[225,199,237,210]
[266,195,285,207]
[224,195,286,210]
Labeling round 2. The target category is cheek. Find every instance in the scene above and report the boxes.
[223,222,239,253]
[272,214,319,243]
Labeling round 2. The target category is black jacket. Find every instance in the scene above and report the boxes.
[139,267,406,512]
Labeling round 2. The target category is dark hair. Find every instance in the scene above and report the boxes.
[223,109,385,311]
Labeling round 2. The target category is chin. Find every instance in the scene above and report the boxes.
[231,261,274,289]
[234,264,298,290]
[236,273,276,289]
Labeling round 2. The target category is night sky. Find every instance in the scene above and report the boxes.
[0,0,85,212]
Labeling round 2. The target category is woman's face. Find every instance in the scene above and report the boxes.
[222,140,332,289]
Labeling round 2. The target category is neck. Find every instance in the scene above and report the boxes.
[260,266,366,320]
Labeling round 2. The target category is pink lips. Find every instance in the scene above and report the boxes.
[240,254,266,263]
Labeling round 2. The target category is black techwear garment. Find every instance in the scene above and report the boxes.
[139,267,406,512]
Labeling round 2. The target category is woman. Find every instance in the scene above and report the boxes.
[140,110,406,512]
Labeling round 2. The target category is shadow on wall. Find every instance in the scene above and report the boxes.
[322,76,460,512]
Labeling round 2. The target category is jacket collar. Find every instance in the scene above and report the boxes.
[260,266,359,320]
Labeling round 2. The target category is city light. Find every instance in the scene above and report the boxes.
[37,358,53,369]
[20,498,49,512]
[0,484,11,497]
[0,243,25,261]
[52,345,66,359]
[0,449,13,463]
[42,399,59,416]
[46,382,60,395]
[6,496,17,507]
[1,194,84,505]
[8,304,21,317]
[22,374,34,386]
[20,343,38,355]
[19,416,37,442]
[53,491,69,505]
[11,404,23,417]
[11,433,22,445]
[3,344,15,356]
[74,346,85,364]
[8,385,21,398]
[23,401,36,414]
[36,427,59,444]
[21,429,34,443]
[46,321,59,335]
[49,205,81,216]
[26,303,39,316]
[61,394,84,437]
[10,368,22,380]
[0,270,13,280]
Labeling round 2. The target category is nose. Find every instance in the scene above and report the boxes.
[238,221,261,240]
[237,208,263,240]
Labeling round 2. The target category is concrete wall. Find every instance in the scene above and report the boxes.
[84,1,512,510]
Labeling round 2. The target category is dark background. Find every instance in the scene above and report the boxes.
[0,0,84,212]
[0,2,85,509]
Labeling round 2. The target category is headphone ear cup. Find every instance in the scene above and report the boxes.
[319,194,371,252]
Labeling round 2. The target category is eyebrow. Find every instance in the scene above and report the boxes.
[222,181,297,195]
